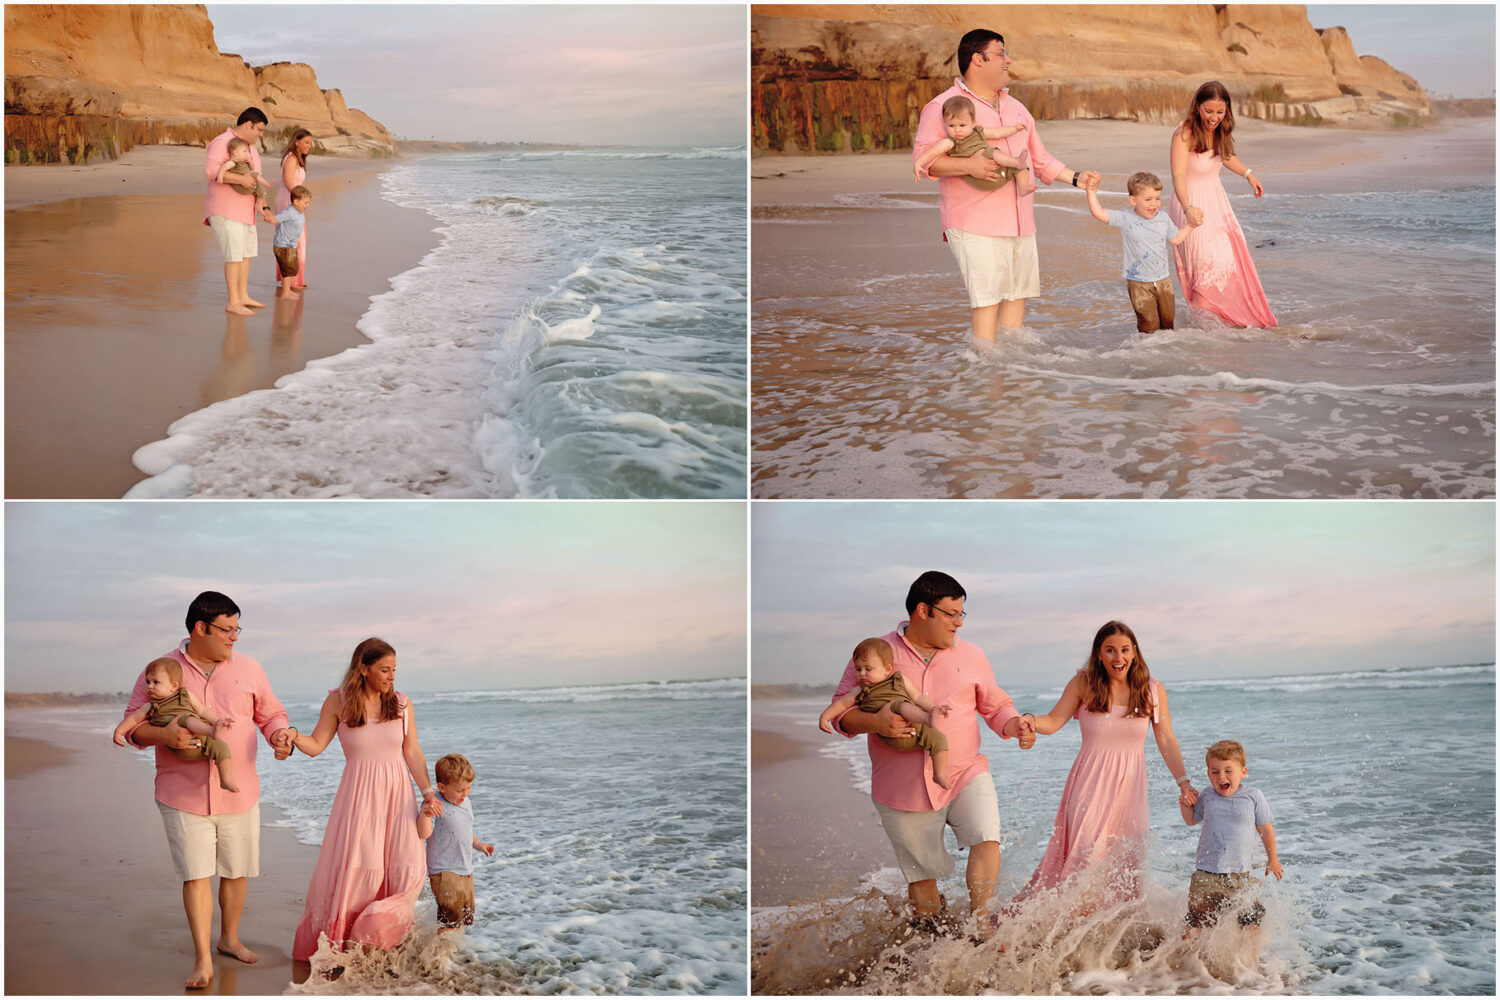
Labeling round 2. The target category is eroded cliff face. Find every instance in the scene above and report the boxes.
[752,4,1432,153]
[5,4,393,163]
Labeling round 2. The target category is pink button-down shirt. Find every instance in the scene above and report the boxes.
[831,624,1021,811]
[913,79,1069,240]
[203,127,261,227]
[124,641,289,816]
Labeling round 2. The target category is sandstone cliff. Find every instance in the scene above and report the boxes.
[752,4,1432,153]
[5,4,393,164]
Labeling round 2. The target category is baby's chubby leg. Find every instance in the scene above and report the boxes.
[216,756,239,793]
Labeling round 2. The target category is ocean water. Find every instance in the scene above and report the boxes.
[752,122,1495,499]
[268,679,747,994]
[76,678,746,994]
[753,663,1496,995]
[127,146,747,498]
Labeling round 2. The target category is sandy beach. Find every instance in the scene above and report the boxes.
[4,146,441,498]
[4,709,319,996]
[751,696,894,907]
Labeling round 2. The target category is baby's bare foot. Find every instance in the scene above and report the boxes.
[933,772,952,789]
[1017,171,1038,197]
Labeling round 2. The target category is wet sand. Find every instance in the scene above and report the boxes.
[4,146,440,498]
[751,699,894,907]
[4,710,319,996]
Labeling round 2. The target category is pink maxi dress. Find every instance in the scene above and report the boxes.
[1016,679,1163,903]
[274,153,307,288]
[1167,129,1277,328]
[291,691,425,962]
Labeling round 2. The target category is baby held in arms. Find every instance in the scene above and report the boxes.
[819,637,953,788]
[113,657,239,792]
[914,95,1037,196]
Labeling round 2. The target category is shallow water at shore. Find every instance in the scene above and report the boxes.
[128,147,747,499]
[752,663,1496,994]
[752,123,1495,499]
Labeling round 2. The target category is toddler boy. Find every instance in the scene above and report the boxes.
[1180,739,1282,938]
[417,752,495,930]
[1085,171,1198,333]
[272,185,311,299]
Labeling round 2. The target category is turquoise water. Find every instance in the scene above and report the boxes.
[264,679,748,994]
[129,147,747,499]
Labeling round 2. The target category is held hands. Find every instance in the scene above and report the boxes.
[1013,714,1037,750]
[1265,858,1284,880]
[270,726,295,760]
[1185,206,1205,227]
[422,789,445,819]
[1178,783,1199,808]
[1083,173,1100,193]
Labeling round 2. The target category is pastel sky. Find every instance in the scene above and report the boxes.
[1304,4,1495,97]
[203,4,747,145]
[752,502,1495,687]
[5,502,746,697]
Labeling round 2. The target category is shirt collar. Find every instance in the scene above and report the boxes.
[955,77,1009,111]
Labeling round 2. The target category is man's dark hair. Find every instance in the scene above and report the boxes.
[236,107,269,127]
[186,591,241,635]
[957,28,1004,76]
[905,571,966,617]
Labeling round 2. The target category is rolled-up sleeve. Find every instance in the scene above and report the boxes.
[1026,113,1068,186]
[976,653,1020,739]
[252,669,290,743]
[121,670,151,747]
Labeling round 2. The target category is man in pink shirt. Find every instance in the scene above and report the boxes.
[124,590,295,989]
[829,570,1037,929]
[205,107,279,316]
[913,29,1101,342]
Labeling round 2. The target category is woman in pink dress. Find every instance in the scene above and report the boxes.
[275,129,314,291]
[287,637,442,963]
[1168,81,1278,328]
[1014,621,1195,905]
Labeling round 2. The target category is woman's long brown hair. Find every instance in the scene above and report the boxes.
[1182,80,1236,160]
[1078,620,1154,718]
[338,637,401,727]
[282,127,314,170]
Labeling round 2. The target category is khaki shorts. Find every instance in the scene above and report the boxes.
[273,245,302,278]
[873,770,1001,883]
[945,229,1041,307]
[1126,277,1176,333]
[1186,868,1264,928]
[209,214,258,263]
[429,871,475,927]
[157,801,259,882]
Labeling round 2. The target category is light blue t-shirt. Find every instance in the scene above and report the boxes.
[272,205,305,249]
[425,794,475,876]
[1192,783,1273,873]
[1107,208,1177,282]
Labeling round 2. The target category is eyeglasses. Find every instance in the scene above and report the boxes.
[206,622,243,638]
[927,604,967,622]
[981,47,1011,63]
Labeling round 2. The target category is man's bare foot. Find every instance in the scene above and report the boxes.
[226,303,254,316]
[244,297,267,308]
[185,962,213,989]
[216,939,259,964]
